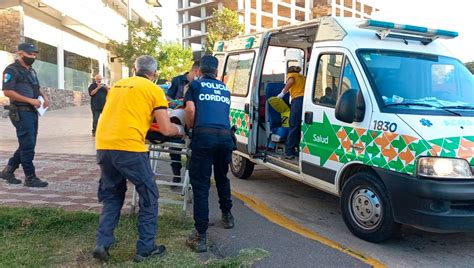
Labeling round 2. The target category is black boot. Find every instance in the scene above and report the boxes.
[24,175,48,187]
[133,245,166,263]
[186,230,207,253]
[0,166,21,184]
[92,245,110,262]
[222,212,235,229]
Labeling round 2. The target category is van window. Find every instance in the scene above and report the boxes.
[215,54,225,81]
[313,54,343,107]
[340,59,360,95]
[223,52,255,96]
[359,50,474,115]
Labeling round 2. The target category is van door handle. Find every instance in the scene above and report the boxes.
[304,111,313,124]
[244,103,250,114]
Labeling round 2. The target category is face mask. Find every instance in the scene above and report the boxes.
[23,56,36,66]
[194,76,200,80]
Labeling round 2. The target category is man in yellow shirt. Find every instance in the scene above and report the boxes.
[92,55,183,263]
[277,66,306,159]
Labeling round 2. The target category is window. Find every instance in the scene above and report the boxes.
[64,50,99,92]
[313,54,343,107]
[25,37,58,88]
[340,59,360,95]
[215,54,225,81]
[223,52,255,96]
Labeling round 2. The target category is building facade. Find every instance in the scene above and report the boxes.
[178,0,377,55]
[0,0,161,110]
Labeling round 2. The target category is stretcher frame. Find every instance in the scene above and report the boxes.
[130,139,192,218]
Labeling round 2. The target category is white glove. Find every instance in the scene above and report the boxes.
[174,124,185,136]
[277,92,285,98]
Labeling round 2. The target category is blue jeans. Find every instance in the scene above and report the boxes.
[189,132,234,234]
[285,96,303,156]
[96,150,159,255]
[8,110,38,177]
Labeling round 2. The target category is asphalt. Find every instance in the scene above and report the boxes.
[0,105,369,267]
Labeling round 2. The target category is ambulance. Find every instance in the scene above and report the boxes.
[213,17,474,242]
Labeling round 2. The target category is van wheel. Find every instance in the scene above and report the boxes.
[230,153,254,180]
[340,172,400,242]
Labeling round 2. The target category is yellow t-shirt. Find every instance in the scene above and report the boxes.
[287,73,306,99]
[96,76,168,152]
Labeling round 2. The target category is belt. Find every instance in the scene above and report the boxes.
[193,127,231,136]
[15,105,36,112]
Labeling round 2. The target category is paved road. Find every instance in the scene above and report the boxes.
[0,106,368,267]
[4,105,474,267]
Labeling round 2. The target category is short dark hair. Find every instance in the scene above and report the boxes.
[191,60,200,69]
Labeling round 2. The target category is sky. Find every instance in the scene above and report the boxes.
[156,0,473,62]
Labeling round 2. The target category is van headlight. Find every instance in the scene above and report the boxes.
[417,157,472,179]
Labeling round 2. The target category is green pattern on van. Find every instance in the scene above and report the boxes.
[301,113,474,175]
[230,108,249,137]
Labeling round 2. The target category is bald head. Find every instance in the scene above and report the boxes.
[94,75,103,84]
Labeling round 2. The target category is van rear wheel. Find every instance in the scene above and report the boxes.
[230,153,254,180]
[340,172,400,242]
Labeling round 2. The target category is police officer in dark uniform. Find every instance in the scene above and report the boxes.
[0,43,49,187]
[184,55,235,253]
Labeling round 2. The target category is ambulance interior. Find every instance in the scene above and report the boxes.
[256,25,318,164]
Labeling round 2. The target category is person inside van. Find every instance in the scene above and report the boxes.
[320,87,336,105]
[277,66,306,160]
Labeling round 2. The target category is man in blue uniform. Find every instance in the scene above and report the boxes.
[0,43,49,187]
[184,55,236,253]
[166,61,200,185]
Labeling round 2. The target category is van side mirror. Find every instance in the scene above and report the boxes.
[335,89,365,123]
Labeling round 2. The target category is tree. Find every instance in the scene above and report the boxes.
[205,8,244,54]
[465,61,474,74]
[156,42,194,82]
[108,21,162,71]
[108,22,194,81]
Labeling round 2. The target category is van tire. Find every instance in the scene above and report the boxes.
[230,153,254,180]
[340,172,400,243]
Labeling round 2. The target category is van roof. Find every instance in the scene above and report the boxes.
[214,16,458,57]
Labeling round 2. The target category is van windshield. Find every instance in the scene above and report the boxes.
[358,50,474,114]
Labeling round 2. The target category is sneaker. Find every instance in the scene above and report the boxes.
[222,212,235,229]
[133,245,166,263]
[24,176,48,187]
[0,166,21,184]
[284,154,296,160]
[185,230,207,253]
[92,245,110,262]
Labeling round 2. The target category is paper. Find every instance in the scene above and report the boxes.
[36,96,48,117]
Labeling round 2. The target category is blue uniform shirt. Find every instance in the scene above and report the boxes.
[2,60,40,106]
[184,75,231,130]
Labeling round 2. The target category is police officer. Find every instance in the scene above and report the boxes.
[184,55,236,253]
[0,43,48,187]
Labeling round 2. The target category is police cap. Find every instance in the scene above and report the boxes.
[17,43,39,53]
[200,55,218,74]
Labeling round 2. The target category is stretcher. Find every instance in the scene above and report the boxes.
[130,138,192,218]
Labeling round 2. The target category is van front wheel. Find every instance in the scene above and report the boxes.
[230,153,254,180]
[340,172,400,242]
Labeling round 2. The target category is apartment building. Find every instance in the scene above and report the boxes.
[0,0,161,109]
[178,0,377,55]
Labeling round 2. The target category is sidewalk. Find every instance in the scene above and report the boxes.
[0,106,368,267]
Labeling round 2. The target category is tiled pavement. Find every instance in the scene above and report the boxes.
[0,151,108,212]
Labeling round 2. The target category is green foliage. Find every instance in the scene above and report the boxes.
[0,207,267,267]
[205,8,245,54]
[108,21,162,69]
[157,42,194,81]
[108,22,193,81]
[465,61,474,74]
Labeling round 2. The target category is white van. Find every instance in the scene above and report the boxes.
[214,17,474,242]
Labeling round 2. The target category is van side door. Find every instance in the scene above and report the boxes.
[300,47,372,193]
[221,51,258,154]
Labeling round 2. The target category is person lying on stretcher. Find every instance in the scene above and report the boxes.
[146,106,186,143]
